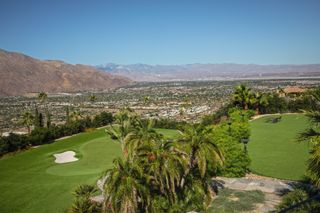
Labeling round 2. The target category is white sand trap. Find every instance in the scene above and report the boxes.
[54,151,78,164]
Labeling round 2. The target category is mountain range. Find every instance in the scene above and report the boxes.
[1,48,320,96]
[0,49,131,96]
[97,63,320,81]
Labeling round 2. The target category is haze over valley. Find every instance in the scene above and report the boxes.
[97,63,320,81]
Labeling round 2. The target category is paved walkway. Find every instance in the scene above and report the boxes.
[215,176,295,212]
[216,177,293,194]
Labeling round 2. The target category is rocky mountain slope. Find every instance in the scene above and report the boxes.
[0,49,131,96]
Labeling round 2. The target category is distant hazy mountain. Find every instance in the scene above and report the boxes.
[0,49,131,96]
[97,63,320,81]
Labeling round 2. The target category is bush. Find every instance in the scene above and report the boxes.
[260,93,287,114]
[288,96,316,112]
[92,112,114,127]
[28,128,55,146]
[277,188,320,212]
[153,118,187,130]
[0,133,29,155]
[200,109,251,177]
[212,124,251,177]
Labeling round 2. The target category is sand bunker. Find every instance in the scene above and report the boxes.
[54,151,78,164]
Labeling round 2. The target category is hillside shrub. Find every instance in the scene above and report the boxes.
[0,133,29,155]
[212,123,251,177]
[153,118,187,130]
[92,112,114,127]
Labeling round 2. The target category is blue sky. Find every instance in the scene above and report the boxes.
[0,0,319,65]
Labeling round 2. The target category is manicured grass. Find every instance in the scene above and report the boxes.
[248,114,311,180]
[210,188,265,212]
[0,128,179,213]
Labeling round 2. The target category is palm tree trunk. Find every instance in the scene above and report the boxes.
[244,103,248,110]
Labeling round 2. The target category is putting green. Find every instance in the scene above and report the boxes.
[46,138,120,176]
[0,127,179,213]
[248,114,311,180]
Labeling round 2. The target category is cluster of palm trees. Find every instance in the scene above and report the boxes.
[233,84,268,114]
[20,92,87,133]
[100,108,224,212]
[20,92,49,133]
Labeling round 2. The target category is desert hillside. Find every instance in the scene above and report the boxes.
[0,49,131,96]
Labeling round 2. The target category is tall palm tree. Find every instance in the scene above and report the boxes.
[143,96,150,106]
[38,92,48,104]
[38,92,51,127]
[176,125,224,210]
[21,111,34,134]
[70,110,83,122]
[250,92,269,114]
[233,84,252,110]
[179,125,224,178]
[105,108,138,157]
[136,140,188,206]
[89,94,97,103]
[103,158,149,213]
[124,119,162,160]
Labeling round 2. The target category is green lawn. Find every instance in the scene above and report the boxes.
[248,114,311,180]
[0,128,179,213]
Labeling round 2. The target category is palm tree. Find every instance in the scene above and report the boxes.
[179,125,224,178]
[143,96,150,106]
[73,184,98,199]
[71,184,100,213]
[38,92,48,104]
[21,111,34,134]
[124,119,162,160]
[105,108,138,157]
[233,84,252,110]
[100,110,227,212]
[89,94,97,103]
[70,110,83,122]
[308,146,320,187]
[300,88,320,187]
[251,92,269,114]
[103,158,149,213]
[38,92,51,127]
[66,106,71,124]
[136,140,188,206]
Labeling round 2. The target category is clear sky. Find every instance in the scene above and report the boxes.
[0,0,320,65]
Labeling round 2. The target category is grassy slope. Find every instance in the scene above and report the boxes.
[0,128,179,213]
[248,114,310,180]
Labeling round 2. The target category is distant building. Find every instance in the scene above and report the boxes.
[279,86,306,97]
